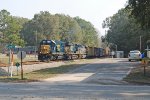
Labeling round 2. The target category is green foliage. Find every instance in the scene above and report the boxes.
[0,10,100,48]
[127,0,150,29]
[74,17,99,47]
[103,8,150,56]
[0,9,26,47]
[126,0,150,53]
[21,11,100,47]
[56,14,82,43]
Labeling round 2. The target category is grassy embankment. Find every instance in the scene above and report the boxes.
[0,58,99,82]
[0,64,81,82]
[124,58,150,84]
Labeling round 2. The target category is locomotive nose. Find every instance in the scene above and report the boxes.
[40,45,50,54]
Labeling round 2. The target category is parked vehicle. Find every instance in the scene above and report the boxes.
[128,50,141,61]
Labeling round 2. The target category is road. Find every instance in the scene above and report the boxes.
[1,58,150,100]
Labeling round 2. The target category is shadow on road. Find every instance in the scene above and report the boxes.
[44,60,138,85]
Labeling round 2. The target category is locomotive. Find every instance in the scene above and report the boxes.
[38,40,105,61]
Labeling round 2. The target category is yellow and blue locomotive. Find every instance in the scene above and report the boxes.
[38,40,87,61]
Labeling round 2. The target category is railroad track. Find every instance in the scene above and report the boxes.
[0,58,84,67]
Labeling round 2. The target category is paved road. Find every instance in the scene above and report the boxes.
[1,58,150,100]
[44,58,134,85]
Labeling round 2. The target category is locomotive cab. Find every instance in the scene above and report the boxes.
[38,40,56,61]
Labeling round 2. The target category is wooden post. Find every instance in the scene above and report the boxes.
[141,59,147,76]
[21,51,23,80]
[143,60,148,76]
[7,49,11,77]
[10,51,14,77]
[144,64,146,76]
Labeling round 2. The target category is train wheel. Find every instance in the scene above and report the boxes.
[63,54,68,60]
[53,56,57,61]
[77,55,80,59]
[55,55,58,60]
[69,55,73,60]
[46,56,51,62]
[78,54,82,59]
[50,56,55,61]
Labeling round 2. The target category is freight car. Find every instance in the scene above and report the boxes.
[86,47,105,58]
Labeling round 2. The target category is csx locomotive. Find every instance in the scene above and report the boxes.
[38,40,105,61]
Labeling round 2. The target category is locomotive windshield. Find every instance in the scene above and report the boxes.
[40,40,52,45]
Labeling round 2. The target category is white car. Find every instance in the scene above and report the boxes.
[128,50,141,61]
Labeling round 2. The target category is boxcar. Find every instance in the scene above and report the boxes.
[86,46,95,58]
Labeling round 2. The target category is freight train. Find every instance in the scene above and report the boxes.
[38,40,105,61]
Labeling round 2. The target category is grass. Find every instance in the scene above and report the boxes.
[0,64,84,82]
[0,57,100,82]
[123,65,150,84]
[25,64,81,79]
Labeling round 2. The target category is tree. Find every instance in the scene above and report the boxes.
[22,12,82,45]
[56,14,82,43]
[22,11,100,47]
[0,9,25,47]
[126,0,150,52]
[74,17,100,47]
[102,8,147,56]
[127,0,150,29]
[0,9,11,38]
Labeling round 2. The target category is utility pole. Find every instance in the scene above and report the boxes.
[115,44,117,58]
[34,31,37,58]
[116,45,117,52]
[140,36,141,51]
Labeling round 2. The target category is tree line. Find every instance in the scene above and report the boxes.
[0,9,100,51]
[102,0,150,56]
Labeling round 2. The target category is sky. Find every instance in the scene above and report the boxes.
[0,0,127,36]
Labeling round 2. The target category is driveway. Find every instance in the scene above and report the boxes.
[0,58,149,100]
[44,58,135,85]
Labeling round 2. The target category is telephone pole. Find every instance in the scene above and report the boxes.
[34,31,37,58]
[140,36,141,51]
